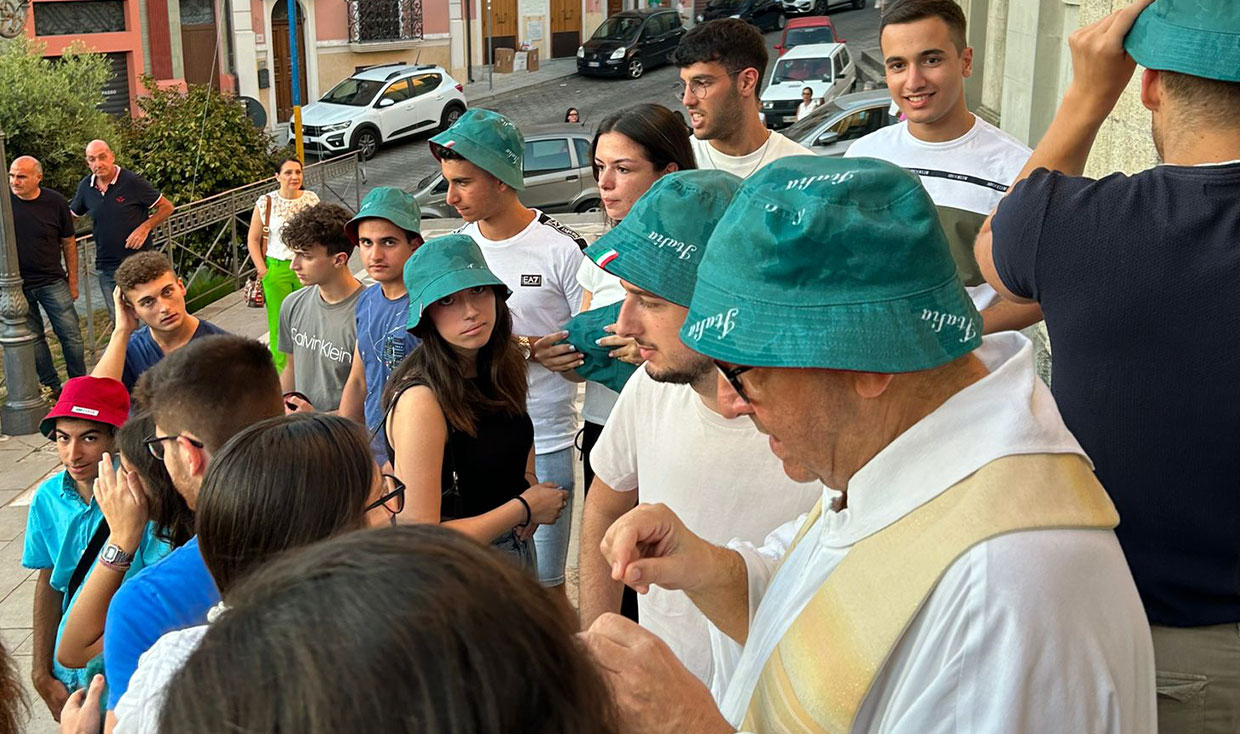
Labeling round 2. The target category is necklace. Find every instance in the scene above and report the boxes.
[704,133,774,179]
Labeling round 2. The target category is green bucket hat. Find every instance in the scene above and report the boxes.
[681,156,981,373]
[403,234,511,331]
[560,301,639,394]
[1125,0,1240,82]
[429,109,525,191]
[345,186,422,245]
[582,170,743,307]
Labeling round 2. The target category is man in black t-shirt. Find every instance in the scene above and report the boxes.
[10,156,86,396]
[974,3,1240,732]
[69,139,174,322]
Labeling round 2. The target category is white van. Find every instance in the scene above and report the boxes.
[760,43,856,129]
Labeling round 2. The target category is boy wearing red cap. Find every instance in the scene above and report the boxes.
[21,376,169,719]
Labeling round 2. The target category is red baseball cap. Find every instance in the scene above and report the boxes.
[40,376,130,438]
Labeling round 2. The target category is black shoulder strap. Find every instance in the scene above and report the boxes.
[66,519,110,604]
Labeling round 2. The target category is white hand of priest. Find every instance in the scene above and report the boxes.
[582,614,735,734]
[601,502,713,594]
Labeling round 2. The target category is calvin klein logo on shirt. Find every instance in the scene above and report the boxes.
[684,307,739,341]
[647,231,698,261]
[290,328,353,363]
[521,274,542,287]
[919,308,978,343]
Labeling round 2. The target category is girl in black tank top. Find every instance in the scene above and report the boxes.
[382,235,569,570]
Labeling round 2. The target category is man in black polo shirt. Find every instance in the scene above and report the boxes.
[69,139,174,322]
[975,2,1240,732]
[10,155,86,397]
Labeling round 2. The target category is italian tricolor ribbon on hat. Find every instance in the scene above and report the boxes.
[593,249,619,268]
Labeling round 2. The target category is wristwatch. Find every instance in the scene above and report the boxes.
[517,336,532,361]
[100,543,135,570]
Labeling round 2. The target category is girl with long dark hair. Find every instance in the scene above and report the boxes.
[384,234,568,569]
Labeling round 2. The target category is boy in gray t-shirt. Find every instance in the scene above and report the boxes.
[276,204,363,412]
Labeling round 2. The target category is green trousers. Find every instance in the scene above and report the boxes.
[262,257,301,372]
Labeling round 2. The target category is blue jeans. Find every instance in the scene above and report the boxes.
[532,447,575,586]
[491,529,538,576]
[97,268,117,322]
[24,281,86,390]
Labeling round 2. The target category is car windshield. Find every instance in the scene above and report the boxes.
[321,78,383,106]
[709,0,744,8]
[785,27,834,46]
[783,99,846,138]
[592,16,643,39]
[416,172,440,190]
[771,57,833,84]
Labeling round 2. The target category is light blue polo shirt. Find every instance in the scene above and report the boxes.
[21,468,171,691]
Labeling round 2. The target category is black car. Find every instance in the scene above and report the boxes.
[698,0,786,31]
[577,9,686,79]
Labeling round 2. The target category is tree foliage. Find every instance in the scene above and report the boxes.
[0,37,119,197]
[123,76,280,205]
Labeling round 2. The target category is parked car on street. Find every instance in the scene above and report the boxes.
[760,43,856,129]
[301,63,467,161]
[781,0,865,17]
[774,15,843,56]
[577,9,686,79]
[412,125,601,217]
[698,0,786,32]
[781,88,897,156]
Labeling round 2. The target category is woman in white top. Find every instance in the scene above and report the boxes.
[796,86,823,121]
[246,157,320,371]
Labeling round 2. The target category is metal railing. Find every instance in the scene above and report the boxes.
[74,151,363,361]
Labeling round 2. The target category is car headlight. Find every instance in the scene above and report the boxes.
[610,47,626,60]
[322,121,352,132]
[729,13,740,18]
[762,101,774,110]
[696,13,704,21]
[577,46,584,58]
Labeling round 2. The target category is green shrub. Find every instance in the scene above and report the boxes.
[123,77,281,205]
[0,37,119,197]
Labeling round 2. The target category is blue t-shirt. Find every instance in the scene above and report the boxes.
[103,536,219,709]
[122,319,229,390]
[355,285,418,461]
[21,468,170,691]
[991,163,1240,628]
[68,168,162,271]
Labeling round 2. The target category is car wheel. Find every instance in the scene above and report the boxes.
[352,127,380,161]
[627,56,644,79]
[575,198,602,214]
[438,104,464,132]
[775,12,786,29]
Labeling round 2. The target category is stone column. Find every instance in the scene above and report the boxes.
[978,0,1007,125]
[1080,0,1157,176]
[0,131,47,435]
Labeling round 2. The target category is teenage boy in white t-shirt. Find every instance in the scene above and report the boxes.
[429,109,584,593]
[845,0,1041,335]
[577,171,820,691]
[673,19,811,178]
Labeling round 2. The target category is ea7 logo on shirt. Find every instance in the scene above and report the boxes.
[521,274,542,287]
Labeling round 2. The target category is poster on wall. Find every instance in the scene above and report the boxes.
[526,19,544,39]
[520,0,547,16]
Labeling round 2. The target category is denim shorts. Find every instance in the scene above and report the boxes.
[532,447,575,586]
[491,528,538,576]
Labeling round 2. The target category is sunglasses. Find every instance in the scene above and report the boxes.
[145,433,205,460]
[367,474,407,524]
[714,360,754,404]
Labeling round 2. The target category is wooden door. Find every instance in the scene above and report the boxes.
[181,24,220,88]
[607,0,621,16]
[272,2,309,122]
[484,0,518,62]
[550,0,581,57]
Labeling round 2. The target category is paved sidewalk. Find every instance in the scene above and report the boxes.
[464,56,581,107]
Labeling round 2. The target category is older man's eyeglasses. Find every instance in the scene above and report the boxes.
[714,360,754,403]
[367,474,407,525]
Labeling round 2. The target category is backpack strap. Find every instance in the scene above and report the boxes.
[65,519,111,610]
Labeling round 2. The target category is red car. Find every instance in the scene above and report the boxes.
[774,16,843,56]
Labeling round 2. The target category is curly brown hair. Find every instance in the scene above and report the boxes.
[280,203,354,257]
[114,251,175,292]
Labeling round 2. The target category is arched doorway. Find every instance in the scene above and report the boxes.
[272,1,309,122]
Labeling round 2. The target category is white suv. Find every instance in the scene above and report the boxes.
[301,63,468,160]
[760,43,856,129]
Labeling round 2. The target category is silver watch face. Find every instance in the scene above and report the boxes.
[102,544,133,564]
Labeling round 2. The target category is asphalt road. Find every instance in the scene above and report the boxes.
[343,3,883,204]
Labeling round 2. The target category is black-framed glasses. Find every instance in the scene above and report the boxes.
[714,360,754,403]
[145,433,205,460]
[675,70,742,100]
[367,474,406,523]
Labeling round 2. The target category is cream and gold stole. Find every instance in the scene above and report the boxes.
[741,453,1118,734]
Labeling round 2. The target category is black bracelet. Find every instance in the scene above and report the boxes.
[514,496,532,527]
